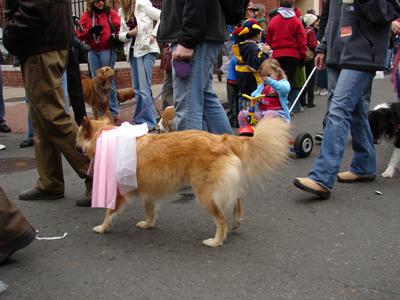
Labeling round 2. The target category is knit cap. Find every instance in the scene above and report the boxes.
[303,13,318,26]
[231,18,262,39]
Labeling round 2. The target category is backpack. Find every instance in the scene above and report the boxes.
[219,0,250,25]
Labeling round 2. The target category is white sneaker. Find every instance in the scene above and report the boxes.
[319,88,328,96]
[0,144,6,150]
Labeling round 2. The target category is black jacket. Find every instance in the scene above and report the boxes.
[3,0,72,62]
[157,0,229,49]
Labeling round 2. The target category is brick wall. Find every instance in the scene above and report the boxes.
[2,62,165,88]
[253,0,324,15]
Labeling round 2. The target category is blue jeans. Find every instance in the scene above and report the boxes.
[130,51,157,128]
[0,66,5,125]
[322,68,372,130]
[386,48,394,70]
[25,96,33,139]
[308,69,376,191]
[88,49,118,117]
[62,71,69,114]
[171,42,233,134]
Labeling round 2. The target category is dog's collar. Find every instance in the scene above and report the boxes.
[96,80,111,103]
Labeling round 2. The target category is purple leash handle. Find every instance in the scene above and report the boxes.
[130,85,170,125]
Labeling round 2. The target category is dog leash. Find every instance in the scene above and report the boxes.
[96,80,111,104]
[130,85,170,125]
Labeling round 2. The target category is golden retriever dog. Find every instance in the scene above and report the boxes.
[117,88,135,104]
[76,112,290,247]
[156,106,176,133]
[81,67,117,120]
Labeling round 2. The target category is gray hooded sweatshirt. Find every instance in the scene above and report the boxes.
[316,0,400,71]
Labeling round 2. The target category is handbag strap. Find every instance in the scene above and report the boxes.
[107,12,117,35]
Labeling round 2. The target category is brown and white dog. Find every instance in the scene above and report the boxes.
[156,106,176,133]
[76,112,290,247]
[117,88,135,104]
[81,67,117,120]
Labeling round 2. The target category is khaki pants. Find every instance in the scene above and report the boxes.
[21,50,92,193]
[0,187,31,246]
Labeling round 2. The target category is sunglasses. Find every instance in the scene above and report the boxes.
[95,0,104,3]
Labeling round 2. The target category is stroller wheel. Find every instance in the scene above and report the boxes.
[294,132,313,158]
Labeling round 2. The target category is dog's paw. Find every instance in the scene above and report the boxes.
[93,225,107,233]
[381,171,395,178]
[136,221,153,229]
[231,221,241,231]
[202,238,223,247]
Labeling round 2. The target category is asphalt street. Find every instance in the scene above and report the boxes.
[0,73,399,299]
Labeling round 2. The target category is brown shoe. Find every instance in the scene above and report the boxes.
[76,189,92,207]
[293,178,330,199]
[337,171,375,183]
[217,69,222,82]
[19,187,64,200]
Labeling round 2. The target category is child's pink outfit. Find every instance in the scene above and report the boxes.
[91,122,148,209]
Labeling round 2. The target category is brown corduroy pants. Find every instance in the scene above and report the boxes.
[21,50,92,193]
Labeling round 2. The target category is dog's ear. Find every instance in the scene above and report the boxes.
[96,68,105,83]
[100,111,114,124]
[80,116,93,135]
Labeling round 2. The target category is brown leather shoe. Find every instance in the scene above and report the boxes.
[0,227,36,264]
[217,69,222,82]
[76,189,92,207]
[293,178,330,199]
[337,171,376,183]
[19,187,64,200]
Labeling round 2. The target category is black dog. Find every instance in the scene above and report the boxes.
[368,102,400,178]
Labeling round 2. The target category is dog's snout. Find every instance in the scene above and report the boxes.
[75,146,84,156]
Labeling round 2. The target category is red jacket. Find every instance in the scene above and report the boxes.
[265,14,307,60]
[77,8,121,52]
[305,27,318,52]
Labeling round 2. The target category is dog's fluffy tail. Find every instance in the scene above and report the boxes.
[241,117,291,179]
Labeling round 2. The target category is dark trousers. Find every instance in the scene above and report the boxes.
[226,82,239,127]
[67,48,87,126]
[301,58,317,106]
[0,187,31,246]
[275,56,300,89]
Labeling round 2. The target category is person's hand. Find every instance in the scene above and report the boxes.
[315,53,326,71]
[149,35,156,43]
[88,25,103,35]
[78,43,91,54]
[261,76,270,82]
[298,58,305,68]
[129,27,138,37]
[173,44,194,61]
[262,43,271,53]
[392,20,400,35]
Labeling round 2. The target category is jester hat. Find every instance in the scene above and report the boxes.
[231,18,263,39]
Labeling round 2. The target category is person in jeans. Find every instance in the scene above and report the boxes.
[77,0,120,122]
[293,0,400,199]
[0,27,11,134]
[157,0,233,134]
[119,0,160,131]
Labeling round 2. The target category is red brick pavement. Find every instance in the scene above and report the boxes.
[5,98,163,134]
